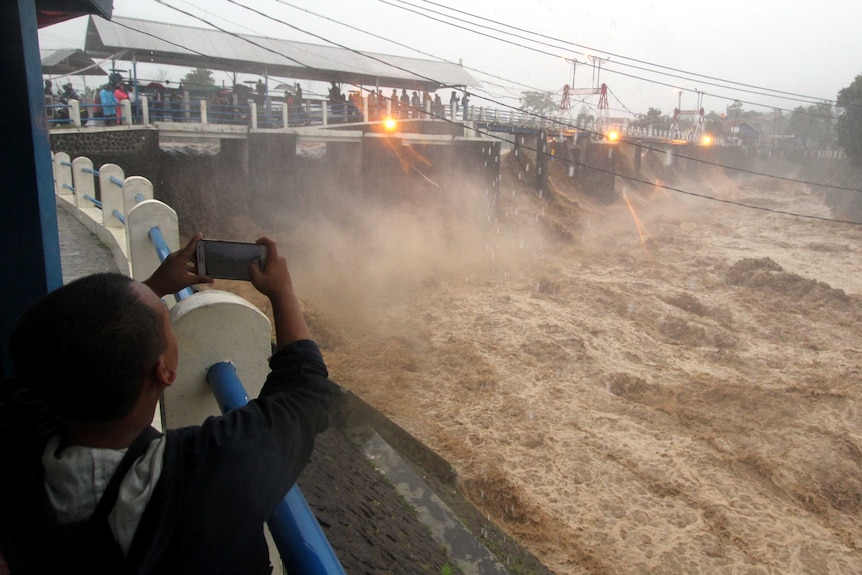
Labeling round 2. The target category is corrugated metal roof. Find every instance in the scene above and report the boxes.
[41,48,107,75]
[84,16,478,91]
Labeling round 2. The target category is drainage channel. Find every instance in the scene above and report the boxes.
[358,430,509,575]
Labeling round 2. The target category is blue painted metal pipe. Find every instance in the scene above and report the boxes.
[109,175,123,187]
[148,226,193,301]
[112,210,125,225]
[82,166,99,176]
[207,361,346,575]
[84,195,101,208]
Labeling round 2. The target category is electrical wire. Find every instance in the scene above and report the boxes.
[223,0,861,195]
[271,0,839,126]
[379,0,841,119]
[140,2,838,196]
[124,3,862,222]
[406,0,836,105]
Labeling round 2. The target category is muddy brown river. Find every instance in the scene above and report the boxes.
[232,149,862,574]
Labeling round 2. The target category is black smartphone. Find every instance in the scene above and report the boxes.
[196,239,267,281]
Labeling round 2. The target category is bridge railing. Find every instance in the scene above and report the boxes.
[47,94,735,146]
[52,151,346,575]
[48,92,541,131]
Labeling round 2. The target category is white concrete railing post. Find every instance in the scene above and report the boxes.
[165,291,272,428]
[71,156,96,208]
[121,99,133,126]
[126,198,179,282]
[282,102,289,129]
[183,90,191,121]
[250,101,258,129]
[69,99,82,127]
[322,100,328,126]
[53,152,72,198]
[141,96,150,125]
[99,164,126,229]
[122,175,154,221]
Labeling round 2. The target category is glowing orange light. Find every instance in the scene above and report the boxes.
[701,135,713,146]
[607,130,619,141]
[383,117,397,131]
[623,194,655,255]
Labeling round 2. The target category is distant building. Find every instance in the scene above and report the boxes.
[728,122,760,146]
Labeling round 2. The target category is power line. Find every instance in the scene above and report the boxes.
[231,1,855,193]
[259,0,843,131]
[408,0,835,105]
[576,161,862,226]
[128,3,862,222]
[254,2,861,194]
[379,0,839,119]
[161,0,861,197]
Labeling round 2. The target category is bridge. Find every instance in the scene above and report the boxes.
[49,86,723,147]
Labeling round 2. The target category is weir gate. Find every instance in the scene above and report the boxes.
[49,116,744,224]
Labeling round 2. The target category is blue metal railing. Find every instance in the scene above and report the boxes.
[149,226,194,302]
[207,362,346,575]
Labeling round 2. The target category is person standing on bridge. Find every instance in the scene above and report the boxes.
[461,91,470,121]
[400,89,409,119]
[0,235,336,574]
[411,91,420,119]
[449,91,459,120]
[100,84,117,126]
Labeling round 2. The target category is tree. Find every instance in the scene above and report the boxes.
[633,107,669,129]
[836,74,862,161]
[704,111,725,138]
[787,101,834,148]
[520,90,557,116]
[181,67,215,92]
[726,100,744,120]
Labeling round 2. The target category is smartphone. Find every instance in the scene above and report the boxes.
[196,239,267,281]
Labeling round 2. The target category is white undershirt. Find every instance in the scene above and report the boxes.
[42,434,166,555]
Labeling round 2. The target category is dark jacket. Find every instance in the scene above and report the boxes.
[0,339,333,574]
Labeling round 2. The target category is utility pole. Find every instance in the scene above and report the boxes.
[772,108,781,152]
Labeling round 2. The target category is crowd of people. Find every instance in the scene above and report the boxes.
[43,74,475,128]
[329,82,472,122]
[44,73,132,126]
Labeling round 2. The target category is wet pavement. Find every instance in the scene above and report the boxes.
[56,204,119,283]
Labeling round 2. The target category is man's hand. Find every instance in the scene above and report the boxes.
[144,232,213,298]
[248,237,293,300]
[248,237,311,346]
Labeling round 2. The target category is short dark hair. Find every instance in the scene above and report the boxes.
[10,274,166,422]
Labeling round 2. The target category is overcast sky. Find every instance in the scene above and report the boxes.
[39,0,862,118]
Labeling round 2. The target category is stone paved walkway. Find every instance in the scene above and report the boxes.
[57,204,119,283]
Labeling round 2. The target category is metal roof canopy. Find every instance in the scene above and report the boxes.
[41,48,107,75]
[84,16,478,92]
